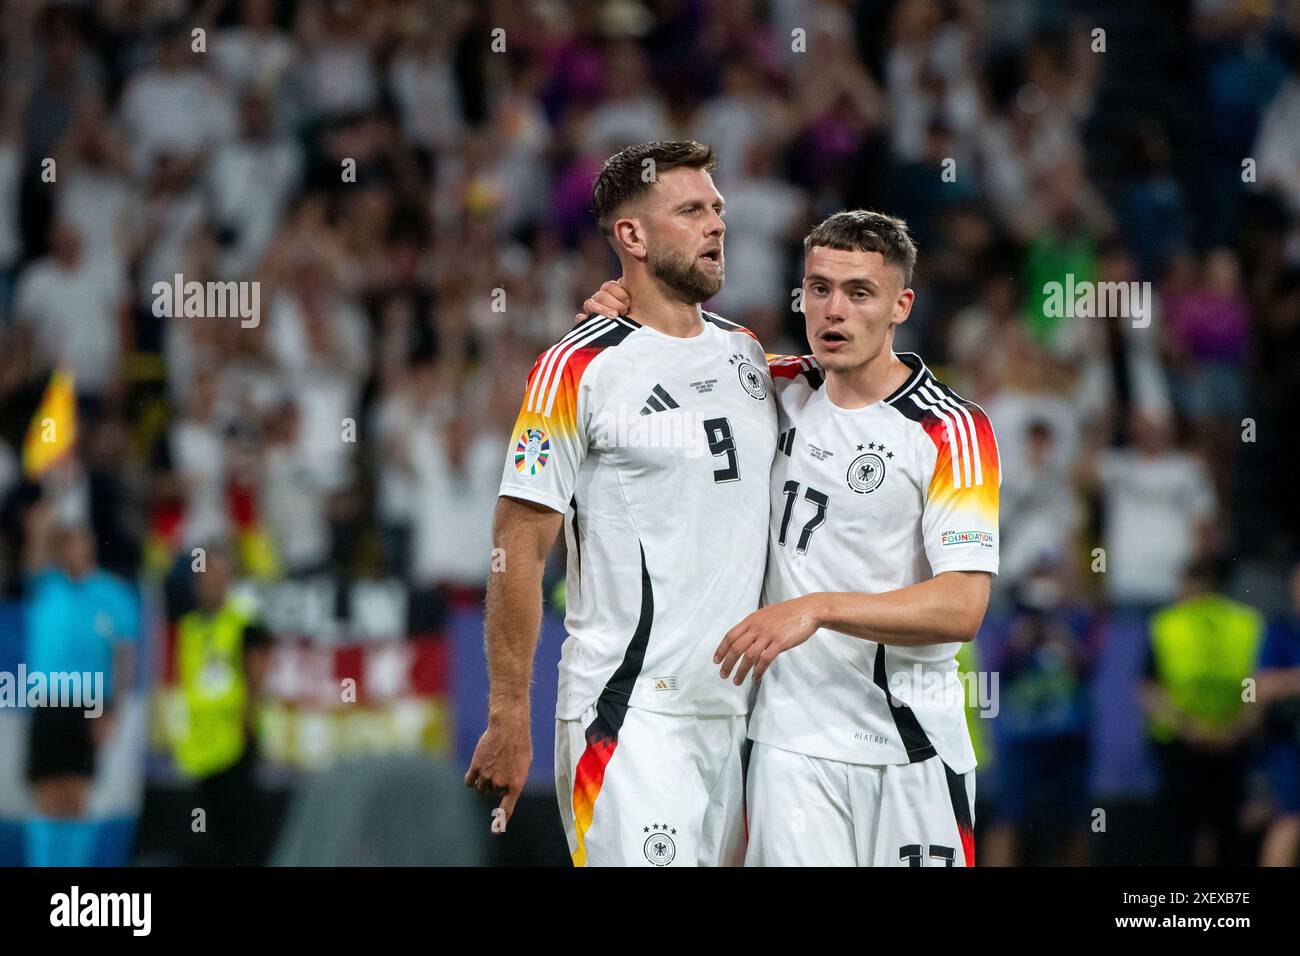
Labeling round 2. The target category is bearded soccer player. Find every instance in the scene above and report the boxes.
[465,141,776,866]
[585,210,999,866]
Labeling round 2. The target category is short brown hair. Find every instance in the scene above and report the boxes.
[803,210,918,287]
[591,140,718,237]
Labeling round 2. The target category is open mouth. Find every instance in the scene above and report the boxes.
[819,329,849,344]
[699,248,721,263]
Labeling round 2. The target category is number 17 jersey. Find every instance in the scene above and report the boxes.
[749,352,1000,774]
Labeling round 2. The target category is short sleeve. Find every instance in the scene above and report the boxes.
[497,344,592,514]
[921,403,1001,576]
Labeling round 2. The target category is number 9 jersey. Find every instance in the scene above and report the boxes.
[748,352,1000,775]
[498,312,777,720]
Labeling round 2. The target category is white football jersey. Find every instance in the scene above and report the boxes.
[498,312,777,720]
[747,352,1000,774]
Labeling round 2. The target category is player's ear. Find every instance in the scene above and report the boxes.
[613,217,648,261]
[891,287,915,327]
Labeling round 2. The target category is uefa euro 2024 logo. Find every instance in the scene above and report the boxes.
[515,427,550,476]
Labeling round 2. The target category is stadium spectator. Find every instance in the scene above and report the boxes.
[1083,410,1217,611]
[984,558,1096,866]
[117,20,236,178]
[170,542,268,866]
[53,110,138,276]
[1140,558,1265,865]
[210,0,297,97]
[998,419,1085,593]
[206,88,304,279]
[408,404,504,593]
[1163,247,1252,503]
[12,218,130,401]
[22,495,138,866]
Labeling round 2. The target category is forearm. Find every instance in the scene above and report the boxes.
[809,572,991,646]
[482,556,546,718]
[482,498,560,720]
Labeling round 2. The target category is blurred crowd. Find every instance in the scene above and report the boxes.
[0,0,1299,865]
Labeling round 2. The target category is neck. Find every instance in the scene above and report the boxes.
[620,267,705,338]
[824,345,913,409]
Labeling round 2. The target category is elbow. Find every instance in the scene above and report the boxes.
[946,597,989,643]
[944,573,991,643]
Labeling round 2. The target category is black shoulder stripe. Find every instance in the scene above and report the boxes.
[702,311,761,343]
[586,318,639,350]
[883,352,928,406]
[571,313,610,336]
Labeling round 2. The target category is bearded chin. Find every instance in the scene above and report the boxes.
[650,248,724,303]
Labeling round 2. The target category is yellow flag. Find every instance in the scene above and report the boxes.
[22,367,77,478]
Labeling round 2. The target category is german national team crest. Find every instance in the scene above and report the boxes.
[642,822,677,865]
[514,427,550,476]
[731,354,767,400]
[846,451,886,494]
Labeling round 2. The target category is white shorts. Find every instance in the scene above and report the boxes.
[555,702,747,867]
[746,742,976,867]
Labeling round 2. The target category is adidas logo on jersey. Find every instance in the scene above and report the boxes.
[639,384,680,416]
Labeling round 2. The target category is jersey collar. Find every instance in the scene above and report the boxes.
[884,352,928,405]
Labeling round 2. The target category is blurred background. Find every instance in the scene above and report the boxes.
[0,0,1297,867]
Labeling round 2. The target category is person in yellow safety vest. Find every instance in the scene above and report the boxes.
[1139,556,1264,867]
[173,543,269,865]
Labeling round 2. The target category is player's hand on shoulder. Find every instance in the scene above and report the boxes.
[715,596,821,685]
[574,278,631,323]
